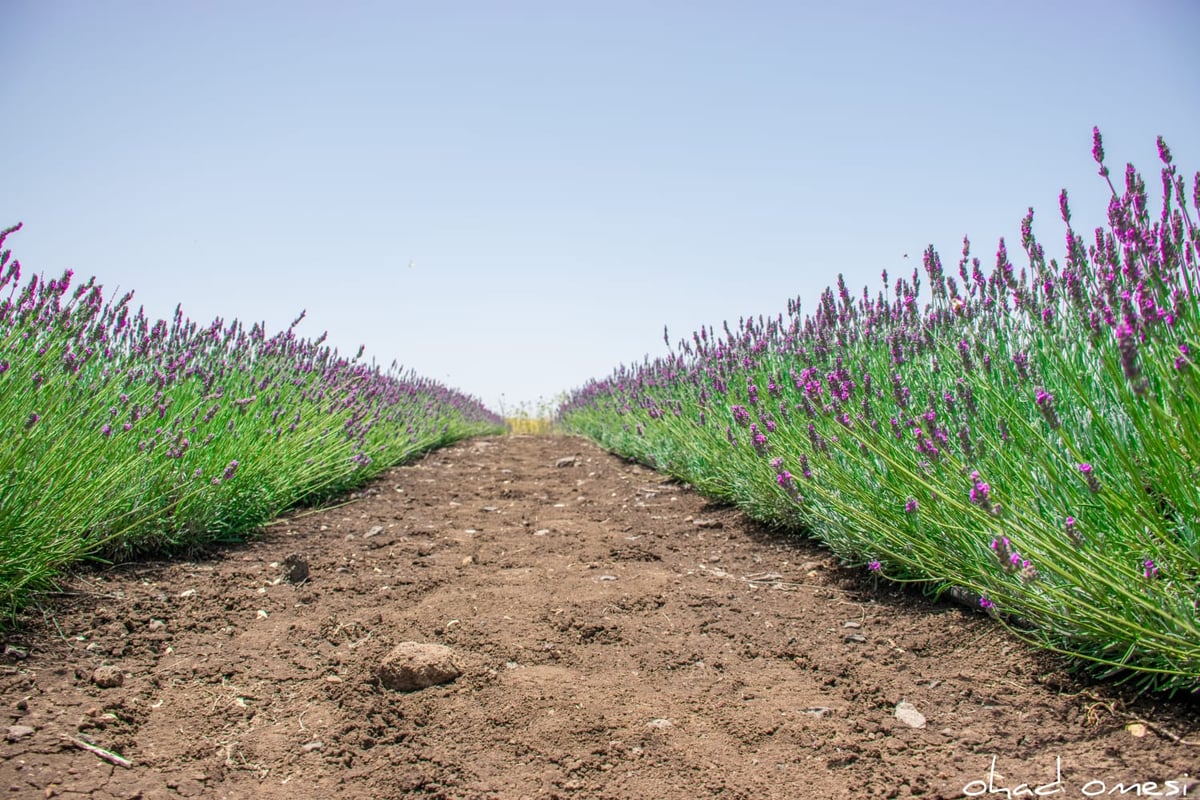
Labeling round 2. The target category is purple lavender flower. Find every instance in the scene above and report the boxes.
[1011,351,1029,381]
[1114,321,1147,394]
[1143,558,1159,579]
[1092,126,1106,171]
[730,404,751,426]
[1034,389,1061,430]
[1079,463,1101,493]
[1156,135,1172,165]
[904,497,918,514]
[774,467,800,502]
[868,560,881,572]
[222,459,239,480]
[979,596,994,610]
[957,341,973,372]
[987,535,1030,577]
[969,471,991,507]
[1065,516,1081,546]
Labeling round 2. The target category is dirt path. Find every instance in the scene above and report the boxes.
[1,434,1197,799]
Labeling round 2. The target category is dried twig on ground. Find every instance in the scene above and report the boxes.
[62,735,133,768]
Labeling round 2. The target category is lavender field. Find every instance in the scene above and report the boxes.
[0,230,503,613]
[3,131,1197,694]
[559,132,1200,692]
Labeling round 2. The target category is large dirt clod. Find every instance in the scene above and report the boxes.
[376,642,461,691]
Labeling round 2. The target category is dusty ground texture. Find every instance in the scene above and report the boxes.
[2,434,1198,800]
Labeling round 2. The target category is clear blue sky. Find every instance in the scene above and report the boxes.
[4,1,1198,414]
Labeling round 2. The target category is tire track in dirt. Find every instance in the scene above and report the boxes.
[1,434,1197,799]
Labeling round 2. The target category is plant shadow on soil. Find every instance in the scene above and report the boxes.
[1,434,1197,800]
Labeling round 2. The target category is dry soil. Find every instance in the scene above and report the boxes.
[1,434,1197,799]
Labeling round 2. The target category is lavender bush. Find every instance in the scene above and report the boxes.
[560,131,1200,693]
[0,230,503,613]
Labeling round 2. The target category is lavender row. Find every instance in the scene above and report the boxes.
[559,132,1200,693]
[0,232,503,613]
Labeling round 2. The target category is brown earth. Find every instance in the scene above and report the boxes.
[1,434,1198,800]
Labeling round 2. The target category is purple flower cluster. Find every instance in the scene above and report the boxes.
[1078,463,1101,494]
[991,536,1037,582]
[968,471,1001,516]
[968,471,990,506]
[749,423,769,455]
[1064,516,1081,546]
[1034,389,1060,430]
[771,458,801,503]
[731,404,751,425]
